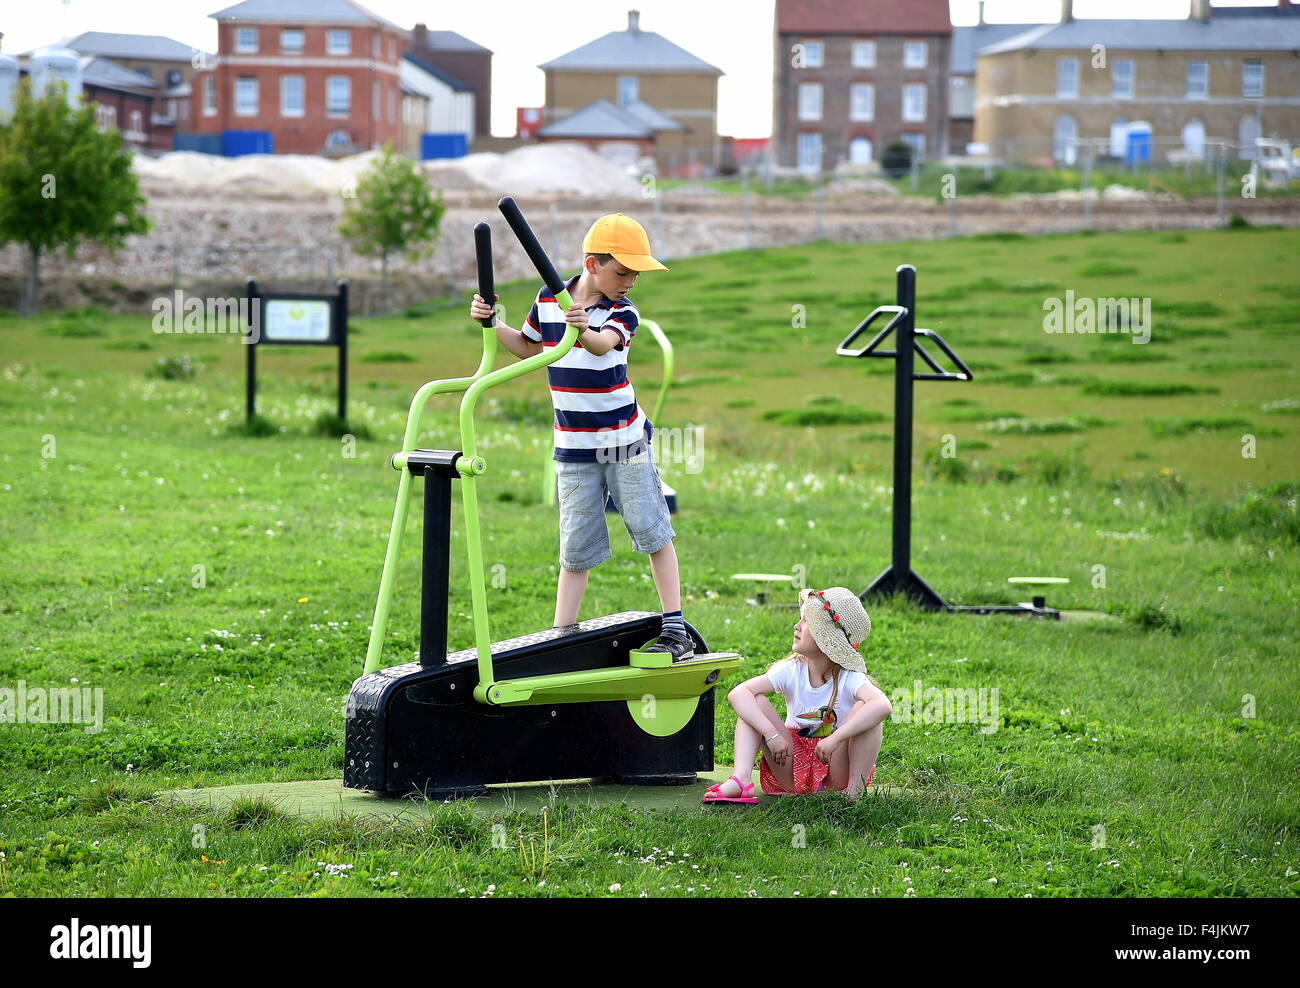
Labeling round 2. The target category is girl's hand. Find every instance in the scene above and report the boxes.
[563,304,589,333]
[766,733,791,767]
[470,293,498,325]
[814,735,838,765]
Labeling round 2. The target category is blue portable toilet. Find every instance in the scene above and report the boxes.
[223,130,274,157]
[1125,121,1152,167]
[421,133,468,160]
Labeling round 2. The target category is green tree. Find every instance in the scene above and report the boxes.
[337,143,445,299]
[0,81,151,315]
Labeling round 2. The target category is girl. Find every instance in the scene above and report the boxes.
[702,587,890,802]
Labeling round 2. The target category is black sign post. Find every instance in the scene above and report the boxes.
[245,278,349,425]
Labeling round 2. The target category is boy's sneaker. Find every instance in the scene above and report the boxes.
[641,631,695,663]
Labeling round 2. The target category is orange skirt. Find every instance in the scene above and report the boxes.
[759,734,876,795]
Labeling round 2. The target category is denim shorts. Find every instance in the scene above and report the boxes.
[555,447,676,571]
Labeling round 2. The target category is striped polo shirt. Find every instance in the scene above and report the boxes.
[520,273,652,463]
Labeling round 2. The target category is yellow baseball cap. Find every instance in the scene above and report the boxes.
[582,213,668,272]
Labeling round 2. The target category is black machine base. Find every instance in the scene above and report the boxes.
[863,567,1062,620]
[345,611,718,797]
[863,565,950,611]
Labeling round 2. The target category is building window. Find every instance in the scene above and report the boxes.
[798,82,822,122]
[372,32,380,58]
[1054,115,1078,165]
[235,28,257,54]
[1057,58,1078,99]
[797,132,822,172]
[203,74,217,115]
[901,133,926,159]
[950,76,973,117]
[328,76,351,116]
[328,30,350,55]
[372,80,380,118]
[799,40,823,68]
[1182,119,1206,160]
[849,135,873,165]
[1112,59,1133,99]
[1109,118,1128,158]
[850,83,874,122]
[902,83,926,122]
[281,75,304,117]
[1242,60,1263,99]
[1239,116,1261,158]
[388,84,396,123]
[1186,60,1208,100]
[619,76,638,105]
[127,109,144,139]
[281,29,304,54]
[904,41,928,69]
[95,103,116,132]
[852,41,876,68]
[235,76,258,116]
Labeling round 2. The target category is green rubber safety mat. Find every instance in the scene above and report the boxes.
[159,770,905,822]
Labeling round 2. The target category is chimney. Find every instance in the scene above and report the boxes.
[412,22,428,49]
[1060,0,1073,21]
[628,10,640,33]
[1189,0,1211,20]
[978,1,986,26]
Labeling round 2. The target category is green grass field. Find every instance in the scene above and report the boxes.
[0,228,1296,898]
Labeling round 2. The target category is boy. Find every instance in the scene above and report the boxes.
[469,213,693,660]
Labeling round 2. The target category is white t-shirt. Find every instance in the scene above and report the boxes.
[767,658,869,739]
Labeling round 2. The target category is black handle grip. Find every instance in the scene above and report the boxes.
[497,195,567,298]
[474,222,495,328]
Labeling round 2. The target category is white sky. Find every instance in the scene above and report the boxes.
[1,1,1277,136]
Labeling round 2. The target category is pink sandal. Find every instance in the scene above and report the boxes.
[701,774,758,804]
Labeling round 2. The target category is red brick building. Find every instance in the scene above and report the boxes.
[773,0,953,169]
[192,0,407,155]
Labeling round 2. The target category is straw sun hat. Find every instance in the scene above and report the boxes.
[798,587,871,675]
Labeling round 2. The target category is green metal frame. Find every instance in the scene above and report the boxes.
[362,303,737,714]
[362,288,578,677]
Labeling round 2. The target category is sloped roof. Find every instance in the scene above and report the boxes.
[776,0,952,35]
[79,56,159,92]
[620,100,685,132]
[417,30,489,53]
[401,54,472,96]
[979,15,1300,55]
[540,23,721,74]
[950,23,1039,74]
[210,0,403,31]
[538,100,655,139]
[60,32,201,62]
